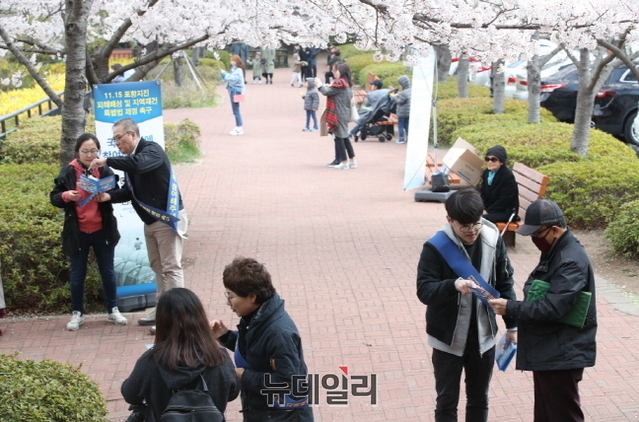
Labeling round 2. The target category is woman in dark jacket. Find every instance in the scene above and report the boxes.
[122,288,239,421]
[212,257,314,422]
[479,145,519,223]
[50,133,129,331]
[316,63,356,169]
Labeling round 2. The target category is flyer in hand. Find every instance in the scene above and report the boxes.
[78,174,116,206]
[495,332,517,371]
[467,275,500,307]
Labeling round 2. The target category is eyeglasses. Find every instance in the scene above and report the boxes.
[485,157,500,163]
[224,292,236,301]
[532,226,552,238]
[79,149,99,155]
[458,222,483,233]
[113,131,131,142]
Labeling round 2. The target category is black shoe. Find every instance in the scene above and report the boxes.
[327,160,340,167]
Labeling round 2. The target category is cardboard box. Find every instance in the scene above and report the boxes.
[441,138,484,186]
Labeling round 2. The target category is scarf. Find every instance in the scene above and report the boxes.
[325,78,349,132]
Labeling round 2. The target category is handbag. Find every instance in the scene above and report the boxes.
[349,103,359,122]
[233,94,245,103]
[526,279,592,328]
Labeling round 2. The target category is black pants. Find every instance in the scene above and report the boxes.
[325,71,334,84]
[431,331,495,422]
[533,369,584,422]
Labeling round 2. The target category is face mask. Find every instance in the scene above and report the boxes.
[531,234,555,253]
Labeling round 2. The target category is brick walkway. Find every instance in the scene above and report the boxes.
[2,66,639,421]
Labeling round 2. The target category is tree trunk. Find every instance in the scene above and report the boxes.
[173,55,184,87]
[526,56,542,123]
[457,58,469,98]
[434,44,451,82]
[60,1,93,167]
[192,46,204,66]
[492,60,505,114]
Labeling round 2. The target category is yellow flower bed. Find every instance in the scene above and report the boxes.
[0,73,65,117]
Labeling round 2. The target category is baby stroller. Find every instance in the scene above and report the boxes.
[352,89,397,142]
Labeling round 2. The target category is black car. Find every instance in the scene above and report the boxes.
[540,64,639,145]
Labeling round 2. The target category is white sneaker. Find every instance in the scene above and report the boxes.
[230,127,244,136]
[349,160,357,169]
[67,311,85,331]
[107,307,128,325]
[334,162,350,170]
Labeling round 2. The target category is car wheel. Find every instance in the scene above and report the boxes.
[623,110,639,146]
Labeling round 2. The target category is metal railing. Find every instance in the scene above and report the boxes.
[0,91,64,140]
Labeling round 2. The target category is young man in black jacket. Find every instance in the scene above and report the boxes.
[416,188,517,422]
[489,199,597,422]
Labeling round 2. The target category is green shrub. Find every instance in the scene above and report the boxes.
[606,200,639,259]
[344,55,377,85]
[435,97,555,147]
[204,49,230,69]
[539,159,639,229]
[164,118,202,163]
[358,62,410,89]
[0,353,108,422]
[451,121,630,168]
[338,44,376,59]
[437,77,492,100]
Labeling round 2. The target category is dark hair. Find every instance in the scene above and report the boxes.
[150,288,226,370]
[333,49,341,56]
[334,63,352,87]
[74,133,101,154]
[230,55,246,71]
[445,188,484,224]
[223,257,276,305]
[113,117,140,137]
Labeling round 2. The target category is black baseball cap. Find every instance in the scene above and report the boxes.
[516,199,565,236]
[369,79,383,89]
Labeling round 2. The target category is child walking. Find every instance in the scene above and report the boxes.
[302,78,319,131]
[248,52,263,83]
[291,52,305,87]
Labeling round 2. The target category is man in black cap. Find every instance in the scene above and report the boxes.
[489,199,597,422]
[479,145,519,223]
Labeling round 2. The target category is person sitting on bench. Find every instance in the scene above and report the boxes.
[479,145,519,223]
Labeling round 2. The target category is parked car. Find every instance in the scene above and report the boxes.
[540,64,639,145]
[512,56,573,101]
[591,66,639,145]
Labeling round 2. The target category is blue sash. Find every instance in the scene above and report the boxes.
[126,168,181,232]
[428,231,500,306]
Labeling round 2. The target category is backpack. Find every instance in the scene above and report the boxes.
[159,375,224,422]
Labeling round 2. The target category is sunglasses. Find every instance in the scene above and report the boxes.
[484,157,500,163]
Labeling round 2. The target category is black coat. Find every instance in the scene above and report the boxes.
[479,165,519,218]
[219,294,313,420]
[106,138,183,225]
[49,163,127,256]
[507,230,597,371]
[121,351,239,421]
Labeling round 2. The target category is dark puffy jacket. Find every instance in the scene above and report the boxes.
[219,294,313,420]
[49,163,127,256]
[507,230,597,371]
[479,164,519,218]
[392,75,411,118]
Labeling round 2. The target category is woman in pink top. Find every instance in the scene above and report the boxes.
[50,133,129,330]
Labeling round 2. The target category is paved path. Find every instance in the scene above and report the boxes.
[2,66,639,421]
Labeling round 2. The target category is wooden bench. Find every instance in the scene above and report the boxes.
[494,162,550,247]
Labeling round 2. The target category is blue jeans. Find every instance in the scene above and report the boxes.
[305,110,317,129]
[398,116,409,142]
[230,92,243,126]
[68,230,118,314]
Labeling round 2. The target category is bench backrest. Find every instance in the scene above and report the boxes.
[512,162,550,220]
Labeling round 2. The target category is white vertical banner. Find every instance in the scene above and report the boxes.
[403,49,435,191]
[93,81,164,297]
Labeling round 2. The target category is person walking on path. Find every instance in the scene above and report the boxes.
[261,47,276,84]
[416,188,518,422]
[302,78,319,132]
[316,63,356,170]
[248,51,263,84]
[90,118,188,332]
[221,55,247,136]
[392,75,411,144]
[290,52,305,87]
[489,199,597,422]
[50,133,128,331]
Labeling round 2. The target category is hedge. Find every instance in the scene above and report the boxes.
[606,200,639,260]
[0,354,108,422]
